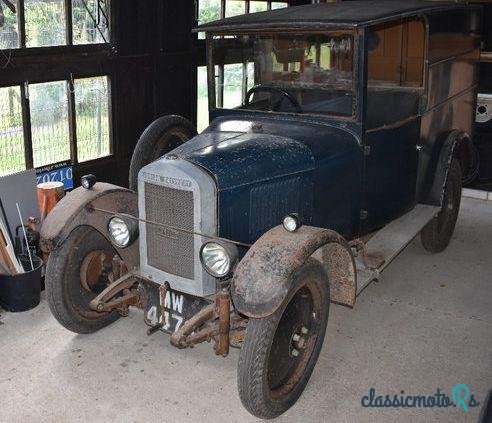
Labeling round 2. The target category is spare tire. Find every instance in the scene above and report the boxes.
[129,115,197,191]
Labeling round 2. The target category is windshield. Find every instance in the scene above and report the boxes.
[209,32,355,118]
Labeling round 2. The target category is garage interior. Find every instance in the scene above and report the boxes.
[0,1,491,422]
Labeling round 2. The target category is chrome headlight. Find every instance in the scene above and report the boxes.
[200,242,237,278]
[108,214,138,248]
[283,213,302,232]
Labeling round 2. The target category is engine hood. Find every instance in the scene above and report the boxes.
[170,132,314,190]
[169,115,360,191]
[166,115,362,243]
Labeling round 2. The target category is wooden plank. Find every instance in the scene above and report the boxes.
[0,215,22,274]
[356,204,440,294]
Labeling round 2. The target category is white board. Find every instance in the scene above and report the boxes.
[0,169,39,242]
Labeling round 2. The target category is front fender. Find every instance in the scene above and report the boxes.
[231,225,356,318]
[40,183,139,269]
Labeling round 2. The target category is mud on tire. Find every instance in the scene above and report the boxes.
[237,259,330,419]
[46,226,120,334]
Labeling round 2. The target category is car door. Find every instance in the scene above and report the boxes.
[361,18,426,233]
[363,116,421,232]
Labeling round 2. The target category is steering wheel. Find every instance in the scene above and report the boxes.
[244,86,302,113]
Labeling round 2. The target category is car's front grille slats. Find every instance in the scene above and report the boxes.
[144,183,194,279]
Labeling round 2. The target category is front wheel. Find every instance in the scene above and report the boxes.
[237,259,330,419]
[46,226,121,334]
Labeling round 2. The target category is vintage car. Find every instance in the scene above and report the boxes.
[40,1,481,419]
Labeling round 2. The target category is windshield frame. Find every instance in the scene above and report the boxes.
[206,29,360,122]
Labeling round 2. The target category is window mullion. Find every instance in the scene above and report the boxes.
[65,0,73,45]
[18,0,26,48]
[218,65,224,108]
[20,82,33,169]
[220,0,226,19]
[67,77,78,165]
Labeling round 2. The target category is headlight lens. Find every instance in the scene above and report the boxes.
[283,213,301,232]
[108,216,131,248]
[200,242,231,277]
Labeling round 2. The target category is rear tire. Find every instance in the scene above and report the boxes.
[421,160,462,253]
[46,226,120,334]
[129,115,197,191]
[237,259,330,419]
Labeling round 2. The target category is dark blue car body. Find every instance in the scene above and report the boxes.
[175,112,362,245]
[188,0,481,247]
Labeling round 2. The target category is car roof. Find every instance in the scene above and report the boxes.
[196,0,479,32]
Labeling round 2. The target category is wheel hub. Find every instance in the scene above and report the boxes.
[80,250,113,293]
[289,325,309,358]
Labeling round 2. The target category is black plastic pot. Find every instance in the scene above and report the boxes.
[0,255,43,312]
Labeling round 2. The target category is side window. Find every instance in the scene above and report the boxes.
[366,18,425,129]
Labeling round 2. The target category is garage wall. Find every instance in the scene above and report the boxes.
[0,0,196,188]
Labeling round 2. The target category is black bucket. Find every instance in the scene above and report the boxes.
[0,254,43,312]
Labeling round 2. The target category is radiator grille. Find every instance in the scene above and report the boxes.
[144,183,194,279]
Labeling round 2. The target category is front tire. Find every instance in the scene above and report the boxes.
[237,259,330,419]
[46,226,120,334]
[421,160,462,253]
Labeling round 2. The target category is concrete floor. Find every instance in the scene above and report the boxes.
[1,197,491,423]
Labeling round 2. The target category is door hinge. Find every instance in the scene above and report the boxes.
[363,146,371,156]
[360,210,368,220]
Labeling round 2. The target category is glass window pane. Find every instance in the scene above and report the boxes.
[197,66,209,133]
[271,2,287,10]
[30,81,70,167]
[250,1,267,13]
[0,1,20,49]
[25,0,66,47]
[223,63,243,109]
[75,76,110,162]
[226,0,244,18]
[72,0,109,44]
[198,0,220,40]
[0,86,25,176]
[213,33,355,117]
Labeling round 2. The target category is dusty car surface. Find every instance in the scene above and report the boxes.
[40,1,481,419]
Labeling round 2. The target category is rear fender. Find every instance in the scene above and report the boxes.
[425,130,468,207]
[40,183,139,269]
[231,225,356,318]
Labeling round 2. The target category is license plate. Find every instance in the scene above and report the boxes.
[36,161,74,190]
[143,282,210,333]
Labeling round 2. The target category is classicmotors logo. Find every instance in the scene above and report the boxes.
[361,384,480,414]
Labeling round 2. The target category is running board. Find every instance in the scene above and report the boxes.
[355,204,440,295]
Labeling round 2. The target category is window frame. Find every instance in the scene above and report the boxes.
[364,17,430,132]
[195,0,289,130]
[206,30,359,122]
[0,0,110,51]
[3,74,113,172]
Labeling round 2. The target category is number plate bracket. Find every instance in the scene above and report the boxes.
[142,280,211,334]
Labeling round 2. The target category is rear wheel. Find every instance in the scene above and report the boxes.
[46,226,120,334]
[421,160,462,253]
[237,259,330,419]
[129,115,196,191]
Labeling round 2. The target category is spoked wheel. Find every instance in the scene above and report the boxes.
[46,226,121,334]
[421,160,462,253]
[237,259,330,419]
